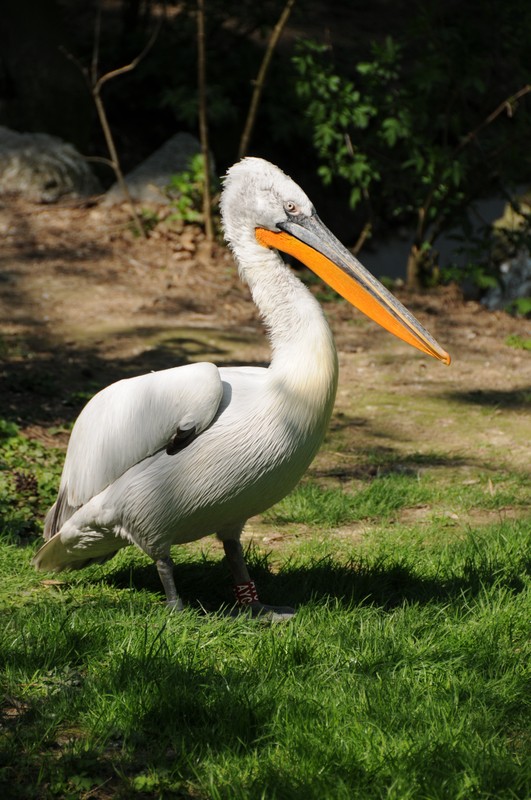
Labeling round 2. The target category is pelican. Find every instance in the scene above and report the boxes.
[33,158,450,617]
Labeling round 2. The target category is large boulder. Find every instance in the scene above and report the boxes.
[103,132,202,206]
[0,126,101,203]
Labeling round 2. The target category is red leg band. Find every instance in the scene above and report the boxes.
[234,580,259,605]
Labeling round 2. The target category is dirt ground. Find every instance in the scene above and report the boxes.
[0,195,530,491]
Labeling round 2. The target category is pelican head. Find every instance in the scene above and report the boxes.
[221,157,450,365]
[221,157,314,243]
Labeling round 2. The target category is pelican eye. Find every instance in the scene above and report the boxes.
[285,201,299,215]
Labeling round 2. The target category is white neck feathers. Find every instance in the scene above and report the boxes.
[238,244,339,434]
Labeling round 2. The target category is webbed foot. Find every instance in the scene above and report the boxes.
[235,601,296,622]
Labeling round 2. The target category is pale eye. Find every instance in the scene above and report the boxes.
[285,201,298,214]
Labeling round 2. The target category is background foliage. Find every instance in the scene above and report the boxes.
[1,0,531,288]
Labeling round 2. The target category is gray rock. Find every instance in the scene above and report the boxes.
[483,194,531,310]
[482,249,531,310]
[103,132,202,206]
[0,126,101,203]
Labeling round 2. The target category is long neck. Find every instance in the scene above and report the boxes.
[240,246,339,433]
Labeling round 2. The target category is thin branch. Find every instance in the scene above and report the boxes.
[238,0,296,159]
[63,44,145,235]
[352,221,372,256]
[93,91,142,220]
[344,135,374,256]
[60,47,90,89]
[454,84,531,156]
[422,84,531,231]
[91,8,101,87]
[64,6,164,238]
[406,84,531,286]
[197,0,213,242]
[83,155,115,169]
[95,15,162,93]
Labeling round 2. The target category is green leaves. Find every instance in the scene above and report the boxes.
[292,12,531,289]
[380,116,409,147]
[166,153,219,226]
[0,420,63,540]
[293,37,411,222]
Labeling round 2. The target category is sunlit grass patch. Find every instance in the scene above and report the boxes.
[266,473,433,527]
[505,334,531,351]
[265,465,529,531]
[1,417,530,798]
[1,517,529,799]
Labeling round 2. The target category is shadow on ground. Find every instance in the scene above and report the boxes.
[0,328,267,428]
[444,387,531,409]
[99,542,528,614]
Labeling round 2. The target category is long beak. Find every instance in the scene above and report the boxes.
[256,214,450,365]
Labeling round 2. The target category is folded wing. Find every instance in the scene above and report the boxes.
[43,361,223,539]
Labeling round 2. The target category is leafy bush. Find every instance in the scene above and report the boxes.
[292,2,531,287]
[0,420,63,541]
[166,153,219,225]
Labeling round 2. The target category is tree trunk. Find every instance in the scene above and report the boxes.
[406,244,422,290]
[197,0,214,242]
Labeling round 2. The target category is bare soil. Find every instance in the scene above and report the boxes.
[1,196,529,533]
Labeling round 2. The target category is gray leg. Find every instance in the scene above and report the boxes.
[156,556,184,611]
[220,532,295,621]
[222,538,252,585]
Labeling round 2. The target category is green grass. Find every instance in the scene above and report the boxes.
[265,473,432,526]
[0,421,63,541]
[266,466,529,528]
[505,334,531,352]
[0,424,530,799]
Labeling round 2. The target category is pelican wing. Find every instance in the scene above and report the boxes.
[44,362,223,538]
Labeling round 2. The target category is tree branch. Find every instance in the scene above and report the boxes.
[197,0,213,242]
[63,6,164,238]
[455,84,531,156]
[238,0,296,159]
[407,84,531,286]
[94,15,162,93]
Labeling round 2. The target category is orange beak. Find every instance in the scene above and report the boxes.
[256,214,450,365]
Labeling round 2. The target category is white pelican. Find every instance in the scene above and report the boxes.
[33,158,450,617]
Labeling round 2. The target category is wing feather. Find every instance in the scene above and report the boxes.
[56,361,223,515]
